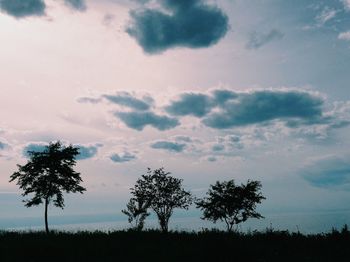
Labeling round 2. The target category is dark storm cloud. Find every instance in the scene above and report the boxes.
[110,152,136,163]
[126,0,229,54]
[165,93,214,117]
[203,90,324,129]
[301,156,350,189]
[151,141,186,152]
[23,142,100,160]
[64,0,86,11]
[0,0,46,18]
[115,111,179,131]
[103,92,153,111]
[246,29,284,50]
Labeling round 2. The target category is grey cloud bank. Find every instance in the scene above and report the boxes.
[202,90,324,129]
[301,156,350,189]
[126,0,229,54]
[165,89,327,129]
[81,88,350,133]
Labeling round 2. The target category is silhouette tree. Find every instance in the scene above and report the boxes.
[122,197,150,231]
[10,141,86,234]
[129,168,192,232]
[196,180,265,232]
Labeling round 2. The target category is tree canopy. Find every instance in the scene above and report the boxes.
[10,141,86,233]
[196,180,265,232]
[127,168,192,232]
[122,197,150,231]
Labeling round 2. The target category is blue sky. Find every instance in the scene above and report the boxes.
[0,0,350,232]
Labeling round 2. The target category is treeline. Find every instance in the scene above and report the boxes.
[10,141,265,233]
[1,228,350,261]
[122,167,265,232]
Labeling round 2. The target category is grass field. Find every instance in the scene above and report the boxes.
[1,227,349,261]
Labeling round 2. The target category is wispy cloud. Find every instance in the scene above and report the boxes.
[315,7,338,26]
[246,29,284,50]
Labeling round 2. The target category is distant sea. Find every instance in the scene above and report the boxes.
[1,209,350,234]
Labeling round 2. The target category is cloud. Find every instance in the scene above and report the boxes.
[126,0,229,54]
[301,156,350,189]
[103,92,153,111]
[151,141,186,152]
[165,93,214,117]
[79,89,349,134]
[342,0,350,12]
[338,31,350,41]
[22,142,47,157]
[77,92,154,111]
[212,144,225,152]
[110,152,136,163]
[202,90,324,129]
[0,141,9,150]
[77,97,102,104]
[64,0,86,11]
[115,111,179,131]
[207,156,217,162]
[0,0,46,18]
[246,29,284,49]
[165,89,237,117]
[23,142,100,160]
[212,89,238,104]
[315,7,337,26]
[75,144,101,160]
[173,135,195,143]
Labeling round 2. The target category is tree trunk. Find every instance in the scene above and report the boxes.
[158,215,169,233]
[44,198,49,234]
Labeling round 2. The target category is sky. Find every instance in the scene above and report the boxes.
[1,0,350,232]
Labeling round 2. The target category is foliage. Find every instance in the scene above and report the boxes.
[196,180,265,232]
[129,168,192,232]
[0,228,350,262]
[10,141,86,233]
[122,198,150,231]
